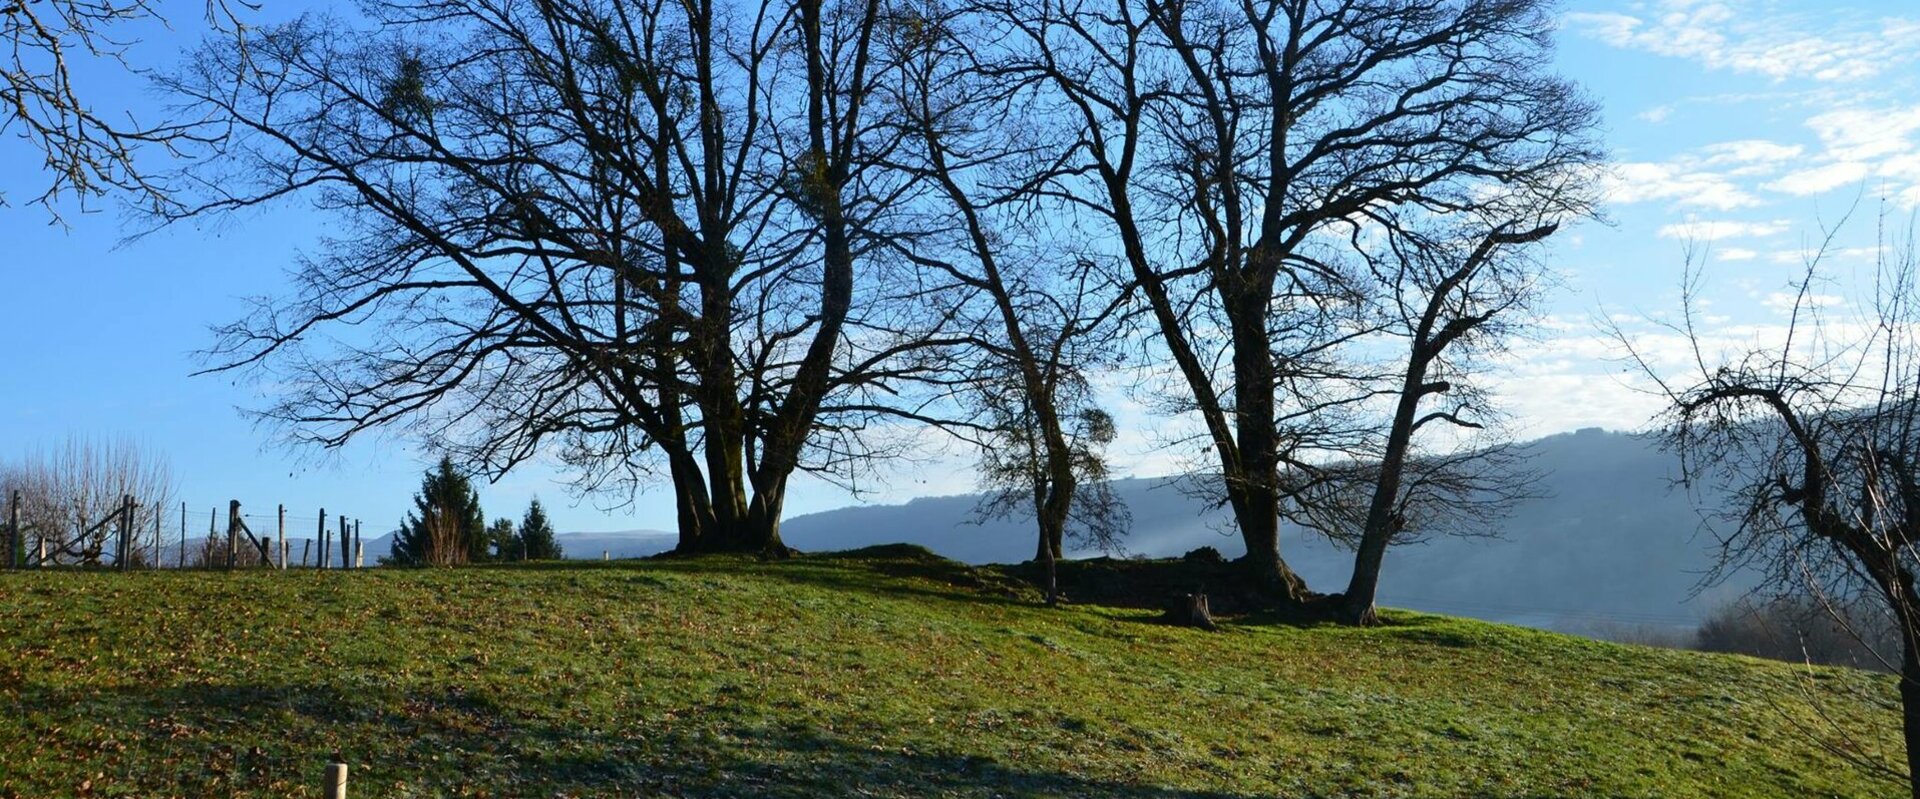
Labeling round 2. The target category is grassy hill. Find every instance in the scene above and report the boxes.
[0,551,1902,798]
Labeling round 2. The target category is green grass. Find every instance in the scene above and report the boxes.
[0,550,1903,797]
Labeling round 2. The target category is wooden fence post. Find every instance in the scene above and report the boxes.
[178,502,186,569]
[353,520,362,568]
[323,762,347,799]
[278,505,287,570]
[116,495,131,571]
[207,508,217,569]
[8,489,19,570]
[338,516,349,570]
[151,506,160,570]
[226,501,241,569]
[318,509,328,571]
[302,539,312,568]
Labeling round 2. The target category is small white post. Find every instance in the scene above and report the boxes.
[323,762,348,799]
[603,550,609,561]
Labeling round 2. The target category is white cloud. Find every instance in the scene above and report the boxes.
[1766,246,1881,265]
[1760,291,1844,314]
[1639,105,1675,124]
[1607,161,1762,210]
[1567,3,1920,83]
[1656,218,1790,240]
[1607,138,1814,212]
[1804,107,1920,162]
[1701,140,1804,166]
[1751,105,1920,204]
[1766,161,1871,196]
[1717,248,1759,262]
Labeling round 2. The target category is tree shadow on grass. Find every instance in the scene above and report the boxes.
[8,680,1649,799]
[10,681,1252,798]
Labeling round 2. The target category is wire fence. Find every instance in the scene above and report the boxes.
[2,489,374,572]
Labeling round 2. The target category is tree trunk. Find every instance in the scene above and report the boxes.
[1902,612,1920,799]
[1223,270,1312,608]
[1340,374,1424,626]
[1233,498,1309,603]
[1035,478,1071,605]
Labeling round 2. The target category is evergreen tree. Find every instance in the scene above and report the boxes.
[485,517,519,562]
[389,457,486,566]
[519,498,562,561]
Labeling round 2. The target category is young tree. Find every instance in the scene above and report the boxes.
[1328,206,1588,626]
[391,457,487,567]
[164,0,960,557]
[1624,219,1920,795]
[880,5,1130,604]
[485,518,519,563]
[520,499,562,561]
[977,0,1602,609]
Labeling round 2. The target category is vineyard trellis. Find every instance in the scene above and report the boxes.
[2,490,367,571]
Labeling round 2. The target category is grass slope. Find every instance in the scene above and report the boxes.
[0,550,1902,798]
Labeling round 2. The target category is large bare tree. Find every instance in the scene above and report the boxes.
[162,0,958,555]
[1625,217,1920,796]
[971,0,1600,608]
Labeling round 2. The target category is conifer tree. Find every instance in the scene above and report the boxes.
[485,518,519,563]
[389,457,486,566]
[519,499,561,561]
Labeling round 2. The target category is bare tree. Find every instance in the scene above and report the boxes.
[974,0,1601,609]
[0,435,176,566]
[1327,203,1587,625]
[160,0,960,555]
[1622,214,1920,795]
[878,4,1130,604]
[2,0,243,215]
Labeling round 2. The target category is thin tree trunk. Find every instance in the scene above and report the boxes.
[1341,374,1425,626]
[1902,627,1920,799]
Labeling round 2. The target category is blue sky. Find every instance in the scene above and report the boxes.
[2,0,1917,535]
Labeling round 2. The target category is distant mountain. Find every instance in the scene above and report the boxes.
[550,529,677,560]
[781,428,1756,634]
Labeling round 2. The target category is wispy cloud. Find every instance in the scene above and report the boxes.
[1567,2,1920,83]
[1656,218,1791,240]
[1606,137,1808,211]
[1608,161,1762,210]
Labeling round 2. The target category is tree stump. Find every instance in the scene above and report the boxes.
[1162,593,1218,631]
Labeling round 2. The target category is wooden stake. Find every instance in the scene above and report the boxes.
[353,520,362,568]
[322,762,347,799]
[339,516,349,570]
[208,508,217,569]
[151,507,160,570]
[277,505,287,570]
[117,495,131,571]
[302,539,312,568]
[8,489,18,570]
[227,500,243,569]
[317,509,328,571]
[178,502,186,569]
